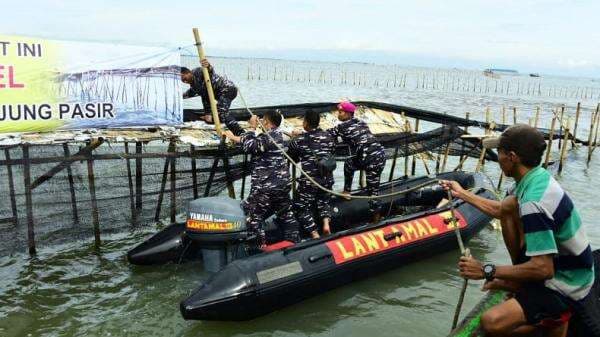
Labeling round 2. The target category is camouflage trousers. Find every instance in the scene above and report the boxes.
[242,185,300,247]
[293,179,333,233]
[343,148,386,214]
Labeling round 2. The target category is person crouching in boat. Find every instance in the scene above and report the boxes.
[223,110,300,248]
[441,124,595,337]
[288,110,336,239]
[181,59,244,136]
[328,101,386,223]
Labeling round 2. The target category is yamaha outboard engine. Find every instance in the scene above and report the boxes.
[184,197,250,272]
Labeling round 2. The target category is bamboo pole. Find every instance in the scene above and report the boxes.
[155,142,173,221]
[558,118,571,175]
[404,119,411,176]
[543,114,558,168]
[124,143,137,225]
[411,119,420,176]
[475,140,487,172]
[512,107,518,124]
[441,142,451,172]
[86,142,100,249]
[586,105,598,164]
[572,102,581,148]
[457,112,469,169]
[22,145,36,255]
[135,142,143,216]
[62,144,79,226]
[30,139,103,190]
[558,106,565,149]
[534,106,540,128]
[192,28,223,137]
[169,141,177,224]
[485,107,491,135]
[502,106,506,125]
[4,149,18,225]
[388,147,399,182]
[592,110,600,158]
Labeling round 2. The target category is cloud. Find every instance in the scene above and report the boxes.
[2,0,600,76]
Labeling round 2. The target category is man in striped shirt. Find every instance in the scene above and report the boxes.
[441,124,594,337]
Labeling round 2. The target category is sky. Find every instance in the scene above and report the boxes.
[2,0,600,77]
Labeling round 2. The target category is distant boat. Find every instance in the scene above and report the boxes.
[529,73,540,78]
[484,68,519,77]
[483,69,500,79]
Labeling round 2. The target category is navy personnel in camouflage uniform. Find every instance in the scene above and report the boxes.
[223,110,300,248]
[181,59,244,136]
[288,110,336,239]
[328,101,386,222]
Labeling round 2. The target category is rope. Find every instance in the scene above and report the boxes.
[448,189,472,330]
[235,88,442,200]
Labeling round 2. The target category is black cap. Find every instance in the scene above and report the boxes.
[483,124,547,166]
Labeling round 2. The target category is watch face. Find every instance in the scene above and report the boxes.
[484,265,493,273]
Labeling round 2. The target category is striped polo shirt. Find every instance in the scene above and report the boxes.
[513,166,594,300]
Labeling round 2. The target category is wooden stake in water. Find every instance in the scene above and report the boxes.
[587,105,598,164]
[475,140,487,172]
[558,117,571,175]
[457,112,470,169]
[544,114,558,168]
[572,102,581,148]
[411,119,420,176]
[404,119,411,176]
[485,107,491,135]
[441,142,451,173]
[558,106,565,149]
[534,106,540,128]
[592,110,600,158]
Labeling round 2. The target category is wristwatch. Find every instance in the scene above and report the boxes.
[483,264,496,281]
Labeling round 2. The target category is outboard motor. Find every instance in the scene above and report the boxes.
[184,197,250,272]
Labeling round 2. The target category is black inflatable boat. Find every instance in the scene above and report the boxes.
[128,171,497,320]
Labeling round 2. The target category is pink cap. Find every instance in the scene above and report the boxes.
[337,101,356,113]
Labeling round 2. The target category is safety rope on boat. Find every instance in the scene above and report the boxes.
[236,88,441,200]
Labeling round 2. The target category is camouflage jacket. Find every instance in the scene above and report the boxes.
[183,66,237,107]
[328,118,383,158]
[241,128,290,189]
[287,128,335,185]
